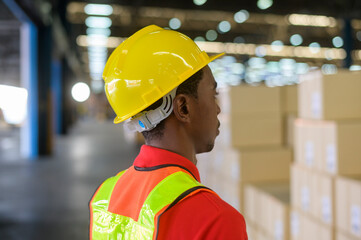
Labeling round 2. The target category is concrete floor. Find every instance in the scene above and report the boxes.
[0,120,140,239]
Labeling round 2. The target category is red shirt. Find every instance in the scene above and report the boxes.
[134,145,248,240]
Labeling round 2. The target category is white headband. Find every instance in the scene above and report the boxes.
[124,87,177,132]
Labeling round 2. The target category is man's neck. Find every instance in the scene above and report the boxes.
[145,127,197,166]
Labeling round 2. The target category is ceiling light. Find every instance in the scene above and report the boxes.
[271,40,284,52]
[234,10,249,23]
[218,21,231,33]
[194,36,205,41]
[86,28,111,37]
[332,36,343,48]
[193,0,207,6]
[85,17,112,28]
[71,83,90,103]
[206,30,217,41]
[255,46,267,57]
[321,64,337,75]
[290,34,303,46]
[309,42,321,54]
[84,4,113,16]
[350,65,361,71]
[169,18,181,30]
[257,0,273,10]
[233,36,245,43]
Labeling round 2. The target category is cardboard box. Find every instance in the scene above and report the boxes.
[244,182,290,240]
[290,209,335,240]
[335,176,361,238]
[281,85,298,115]
[285,114,296,147]
[207,146,291,212]
[291,164,335,226]
[246,222,258,240]
[298,70,361,120]
[316,171,335,226]
[225,147,292,183]
[291,164,315,214]
[217,84,284,148]
[294,119,361,175]
[294,119,323,169]
[218,112,283,148]
[244,184,258,225]
[336,230,360,240]
[219,85,281,116]
[230,113,283,148]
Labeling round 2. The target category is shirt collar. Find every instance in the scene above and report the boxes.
[133,145,201,182]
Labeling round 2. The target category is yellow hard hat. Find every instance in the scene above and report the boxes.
[102,25,224,124]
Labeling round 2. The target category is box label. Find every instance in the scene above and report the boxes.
[305,141,314,167]
[322,196,332,224]
[291,212,300,237]
[311,92,322,118]
[351,205,361,236]
[274,220,284,240]
[301,186,310,211]
[326,144,337,173]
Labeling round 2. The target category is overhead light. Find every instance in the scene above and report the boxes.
[321,64,337,75]
[234,36,245,43]
[85,16,112,28]
[295,63,309,75]
[332,36,343,48]
[271,40,284,52]
[288,14,337,27]
[257,0,273,10]
[77,35,123,48]
[290,34,303,46]
[218,21,231,33]
[350,65,361,71]
[255,46,267,57]
[0,85,28,125]
[234,10,249,23]
[86,35,108,47]
[206,30,218,41]
[309,42,321,54]
[169,18,181,30]
[71,82,90,102]
[194,36,205,41]
[86,28,111,37]
[84,4,113,16]
[193,0,207,6]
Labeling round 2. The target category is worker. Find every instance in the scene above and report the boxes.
[89,25,248,240]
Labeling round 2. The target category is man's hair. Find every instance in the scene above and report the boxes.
[141,69,204,141]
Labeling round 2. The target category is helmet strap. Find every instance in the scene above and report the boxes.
[124,87,178,132]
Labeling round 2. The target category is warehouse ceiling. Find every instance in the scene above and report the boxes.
[1,0,361,87]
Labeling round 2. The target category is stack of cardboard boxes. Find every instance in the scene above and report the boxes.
[290,69,361,240]
[244,182,290,240]
[197,83,297,239]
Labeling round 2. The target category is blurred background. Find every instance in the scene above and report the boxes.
[1,0,361,239]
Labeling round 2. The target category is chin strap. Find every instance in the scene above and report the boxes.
[124,88,177,132]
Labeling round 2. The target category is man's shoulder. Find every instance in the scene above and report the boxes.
[187,189,243,216]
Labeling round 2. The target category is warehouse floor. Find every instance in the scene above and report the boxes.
[0,120,139,240]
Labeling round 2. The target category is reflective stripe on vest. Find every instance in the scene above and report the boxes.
[89,167,213,240]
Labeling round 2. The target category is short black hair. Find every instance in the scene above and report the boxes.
[141,68,204,141]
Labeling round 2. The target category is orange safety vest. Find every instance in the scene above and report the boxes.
[89,165,216,240]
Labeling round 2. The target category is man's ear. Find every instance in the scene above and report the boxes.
[173,94,191,123]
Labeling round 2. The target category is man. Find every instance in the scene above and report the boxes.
[89,25,248,239]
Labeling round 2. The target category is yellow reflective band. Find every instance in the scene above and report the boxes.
[90,170,204,240]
